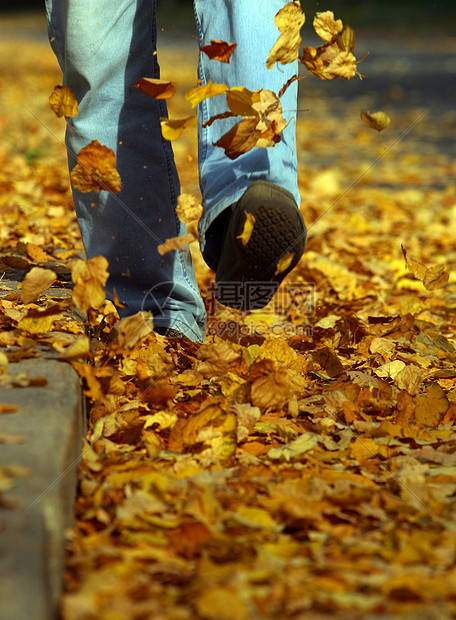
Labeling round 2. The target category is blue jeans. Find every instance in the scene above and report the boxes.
[45,0,299,342]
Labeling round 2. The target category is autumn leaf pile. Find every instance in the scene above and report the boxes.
[1,5,456,619]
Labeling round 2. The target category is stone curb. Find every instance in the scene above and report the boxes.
[0,355,85,620]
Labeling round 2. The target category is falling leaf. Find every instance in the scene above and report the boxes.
[113,312,153,348]
[337,24,356,53]
[212,88,286,159]
[70,256,109,313]
[300,45,358,80]
[361,110,391,132]
[49,84,78,118]
[299,13,360,80]
[20,267,57,304]
[157,233,196,255]
[131,77,176,99]
[401,245,450,290]
[57,336,91,360]
[160,115,197,141]
[175,194,203,223]
[200,40,237,63]
[70,140,122,194]
[278,74,300,98]
[237,212,255,245]
[313,10,343,42]
[266,1,305,69]
[185,81,229,108]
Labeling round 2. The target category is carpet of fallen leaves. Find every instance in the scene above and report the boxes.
[1,16,456,620]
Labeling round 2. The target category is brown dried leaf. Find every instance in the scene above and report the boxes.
[132,78,176,99]
[49,84,78,118]
[251,368,291,409]
[20,267,57,304]
[415,384,449,427]
[200,40,237,64]
[70,140,122,194]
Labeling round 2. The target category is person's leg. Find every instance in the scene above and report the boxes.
[45,0,206,341]
[193,0,304,274]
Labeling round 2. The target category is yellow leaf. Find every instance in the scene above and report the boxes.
[70,140,122,194]
[17,314,55,334]
[361,110,391,132]
[235,506,278,529]
[237,212,255,245]
[131,77,176,99]
[157,233,196,255]
[275,1,305,33]
[275,252,294,275]
[268,433,318,461]
[266,1,304,70]
[20,267,57,304]
[160,115,197,141]
[350,437,392,461]
[49,84,78,118]
[196,586,249,620]
[415,384,449,427]
[185,81,229,108]
[175,194,203,223]
[266,29,302,70]
[70,256,109,313]
[113,311,153,348]
[57,336,91,360]
[313,10,343,42]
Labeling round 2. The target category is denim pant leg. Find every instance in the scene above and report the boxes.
[45,0,207,342]
[193,0,300,267]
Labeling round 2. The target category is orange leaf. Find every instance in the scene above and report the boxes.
[132,77,176,99]
[200,40,237,63]
[49,84,78,118]
[70,140,122,194]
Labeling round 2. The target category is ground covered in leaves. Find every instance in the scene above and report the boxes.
[1,11,456,620]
